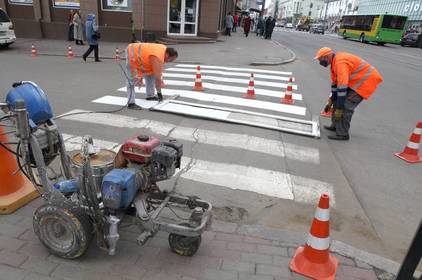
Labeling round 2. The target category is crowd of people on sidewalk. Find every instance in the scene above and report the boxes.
[225,12,276,39]
[67,9,101,62]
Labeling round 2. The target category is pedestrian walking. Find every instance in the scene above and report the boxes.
[67,9,74,41]
[243,14,252,37]
[256,16,264,36]
[264,16,272,39]
[72,11,84,45]
[125,43,178,110]
[265,17,276,39]
[315,47,383,140]
[82,13,100,62]
[225,12,234,36]
[233,14,238,32]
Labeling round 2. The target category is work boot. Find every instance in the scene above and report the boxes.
[127,103,142,110]
[328,135,349,141]
[146,96,159,101]
[323,125,336,132]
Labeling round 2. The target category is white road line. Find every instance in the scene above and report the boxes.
[175,64,293,76]
[115,88,306,116]
[60,133,333,204]
[159,80,301,98]
[164,72,294,85]
[60,110,320,164]
[166,68,292,82]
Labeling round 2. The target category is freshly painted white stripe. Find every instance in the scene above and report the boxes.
[60,132,332,203]
[413,128,421,135]
[163,72,294,87]
[167,68,291,82]
[115,88,306,116]
[91,95,179,109]
[155,80,300,97]
[314,207,330,222]
[306,235,330,250]
[175,64,293,76]
[62,133,121,152]
[407,141,419,149]
[60,110,320,164]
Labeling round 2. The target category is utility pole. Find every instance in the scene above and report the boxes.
[261,0,266,14]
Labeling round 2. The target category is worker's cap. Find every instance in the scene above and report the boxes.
[314,47,333,59]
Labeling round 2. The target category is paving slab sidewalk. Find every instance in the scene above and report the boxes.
[5,29,295,66]
[0,198,406,280]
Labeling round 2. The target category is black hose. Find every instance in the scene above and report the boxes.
[0,140,19,156]
[16,142,43,188]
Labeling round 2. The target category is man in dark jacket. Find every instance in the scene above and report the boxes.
[265,16,273,39]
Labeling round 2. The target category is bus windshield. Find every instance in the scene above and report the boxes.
[381,15,407,30]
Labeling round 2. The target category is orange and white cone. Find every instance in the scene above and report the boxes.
[290,193,338,280]
[395,122,422,163]
[31,44,37,58]
[243,73,256,100]
[115,47,121,61]
[281,77,294,104]
[193,65,204,91]
[67,45,74,59]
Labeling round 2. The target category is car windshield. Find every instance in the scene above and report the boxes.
[0,10,10,23]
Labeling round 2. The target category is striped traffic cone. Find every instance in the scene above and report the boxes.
[395,122,422,163]
[67,45,74,59]
[31,44,37,58]
[290,193,338,280]
[115,47,121,61]
[243,73,256,100]
[193,66,204,91]
[281,77,294,105]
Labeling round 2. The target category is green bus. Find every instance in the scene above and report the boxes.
[338,14,407,45]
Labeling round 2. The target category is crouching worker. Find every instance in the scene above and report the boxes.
[125,43,178,110]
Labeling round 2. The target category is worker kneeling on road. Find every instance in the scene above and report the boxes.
[125,43,178,110]
[315,47,383,140]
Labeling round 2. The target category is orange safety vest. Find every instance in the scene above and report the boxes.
[330,52,383,100]
[127,43,166,77]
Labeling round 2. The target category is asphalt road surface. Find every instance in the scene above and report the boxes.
[0,33,420,264]
[273,28,422,261]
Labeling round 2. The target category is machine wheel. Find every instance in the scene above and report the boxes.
[33,203,93,259]
[377,42,385,46]
[359,34,365,43]
[168,224,201,256]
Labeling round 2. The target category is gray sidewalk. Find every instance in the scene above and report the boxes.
[5,29,294,66]
[0,197,398,280]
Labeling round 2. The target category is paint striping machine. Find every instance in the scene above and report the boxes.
[0,81,212,258]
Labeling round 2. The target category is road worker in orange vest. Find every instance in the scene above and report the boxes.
[125,43,178,110]
[315,47,383,140]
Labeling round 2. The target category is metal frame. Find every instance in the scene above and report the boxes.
[151,99,320,138]
[167,0,199,36]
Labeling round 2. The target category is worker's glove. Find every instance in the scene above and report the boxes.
[157,91,163,102]
[334,109,344,121]
[324,104,332,113]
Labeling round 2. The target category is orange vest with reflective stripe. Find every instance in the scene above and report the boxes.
[330,52,383,99]
[127,43,166,76]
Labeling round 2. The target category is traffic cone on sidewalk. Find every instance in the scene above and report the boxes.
[31,44,37,58]
[67,45,74,59]
[193,66,204,91]
[395,122,422,163]
[0,126,38,214]
[243,73,256,100]
[289,193,338,280]
[115,47,121,61]
[281,77,294,104]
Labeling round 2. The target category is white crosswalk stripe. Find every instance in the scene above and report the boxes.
[175,64,293,75]
[60,132,334,205]
[60,110,320,164]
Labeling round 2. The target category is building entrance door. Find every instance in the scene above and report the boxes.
[168,0,199,36]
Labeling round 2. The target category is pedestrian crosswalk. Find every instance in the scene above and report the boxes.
[54,63,333,207]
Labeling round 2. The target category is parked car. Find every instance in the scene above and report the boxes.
[309,24,325,34]
[400,32,422,48]
[276,22,285,27]
[0,8,16,47]
[285,23,293,29]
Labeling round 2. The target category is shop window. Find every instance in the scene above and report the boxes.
[101,0,132,12]
[8,0,33,4]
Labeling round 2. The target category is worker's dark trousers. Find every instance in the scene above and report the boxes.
[331,89,363,136]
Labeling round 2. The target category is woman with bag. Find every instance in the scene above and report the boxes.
[73,11,84,45]
[83,13,100,62]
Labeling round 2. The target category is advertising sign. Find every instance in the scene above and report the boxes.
[8,0,33,4]
[102,0,132,11]
[53,0,80,8]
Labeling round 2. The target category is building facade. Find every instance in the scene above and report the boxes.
[357,0,422,31]
[0,0,236,42]
[318,0,359,20]
[275,0,325,23]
